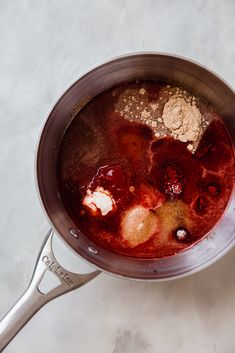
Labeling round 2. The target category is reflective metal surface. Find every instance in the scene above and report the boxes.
[36,53,235,280]
[0,230,100,352]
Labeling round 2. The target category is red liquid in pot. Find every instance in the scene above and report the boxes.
[57,81,234,258]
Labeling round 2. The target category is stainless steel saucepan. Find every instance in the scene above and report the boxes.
[0,53,234,351]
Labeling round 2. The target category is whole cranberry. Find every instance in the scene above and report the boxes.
[173,227,193,243]
[163,162,183,198]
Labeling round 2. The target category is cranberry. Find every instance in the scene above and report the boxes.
[163,162,183,198]
[197,175,222,199]
[164,180,183,195]
[207,182,221,197]
[173,227,193,243]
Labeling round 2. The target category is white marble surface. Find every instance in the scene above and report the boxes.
[0,0,235,352]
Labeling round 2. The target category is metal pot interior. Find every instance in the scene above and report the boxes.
[36,53,235,280]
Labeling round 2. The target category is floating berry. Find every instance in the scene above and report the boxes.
[163,162,183,198]
[173,227,193,243]
[197,175,222,199]
[149,138,202,204]
[207,182,221,197]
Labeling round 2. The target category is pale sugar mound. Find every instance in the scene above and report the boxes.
[121,206,158,247]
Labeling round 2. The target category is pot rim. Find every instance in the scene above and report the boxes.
[35,51,235,281]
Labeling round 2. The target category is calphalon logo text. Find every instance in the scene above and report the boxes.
[42,256,74,287]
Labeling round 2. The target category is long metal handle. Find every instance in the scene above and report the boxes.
[0,230,100,352]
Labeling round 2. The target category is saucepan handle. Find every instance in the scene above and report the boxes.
[0,229,100,352]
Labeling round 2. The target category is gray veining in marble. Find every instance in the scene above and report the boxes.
[0,0,235,352]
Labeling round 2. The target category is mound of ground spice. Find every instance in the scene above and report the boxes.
[162,95,202,143]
